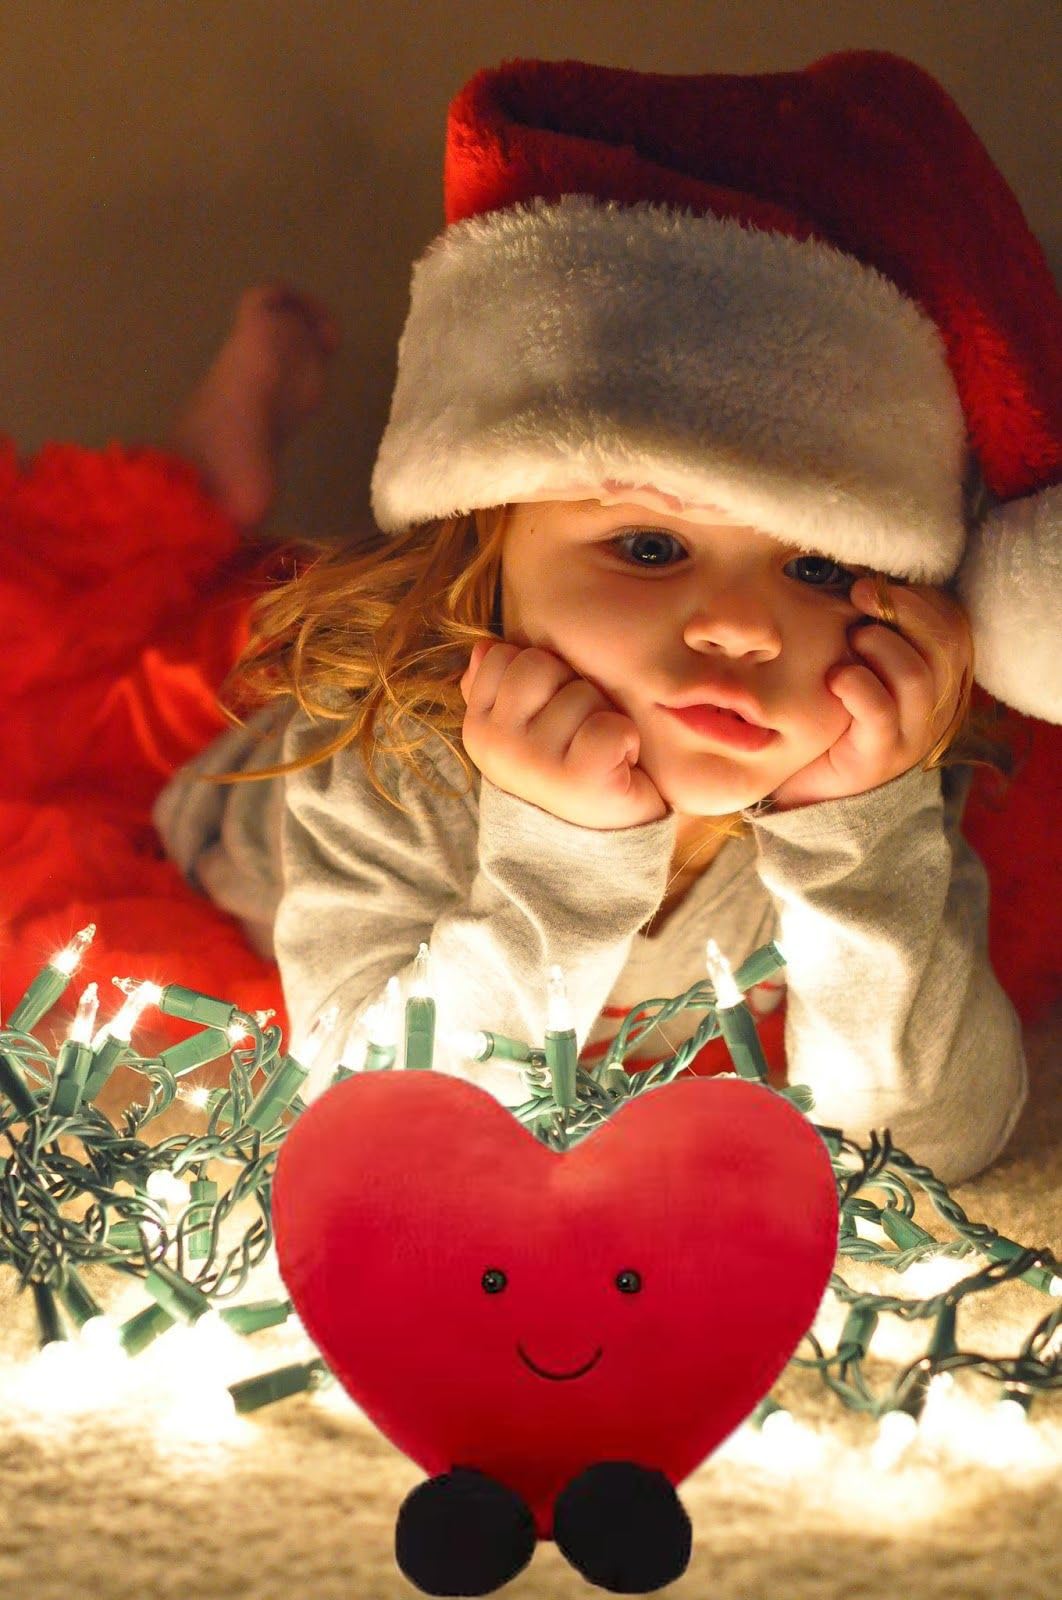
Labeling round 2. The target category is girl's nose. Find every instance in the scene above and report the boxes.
[682,582,782,659]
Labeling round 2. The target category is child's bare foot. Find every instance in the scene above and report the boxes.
[166,283,341,529]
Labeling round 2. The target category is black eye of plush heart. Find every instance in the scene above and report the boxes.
[482,1267,642,1293]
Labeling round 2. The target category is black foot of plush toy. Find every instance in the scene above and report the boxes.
[395,1460,691,1596]
[552,1461,693,1593]
[394,1466,537,1595]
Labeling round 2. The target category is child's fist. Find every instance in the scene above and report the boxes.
[459,640,670,830]
[769,578,972,810]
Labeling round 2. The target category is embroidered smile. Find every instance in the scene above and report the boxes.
[517,1343,603,1380]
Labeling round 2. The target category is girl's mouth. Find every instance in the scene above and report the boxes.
[662,703,778,752]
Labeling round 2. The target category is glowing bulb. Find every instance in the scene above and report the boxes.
[411,942,432,999]
[912,1372,956,1452]
[68,982,100,1045]
[870,1409,919,1470]
[898,1256,972,1297]
[50,924,96,976]
[160,1384,240,1442]
[758,1408,827,1473]
[703,938,743,1007]
[110,976,164,1003]
[153,1311,244,1383]
[226,1009,275,1046]
[313,1377,363,1418]
[15,1339,99,1415]
[965,1397,1034,1469]
[145,1169,190,1210]
[93,979,164,1048]
[716,1407,827,1473]
[295,1003,339,1073]
[350,979,403,1059]
[438,1027,532,1080]
[546,966,574,1032]
[760,1407,796,1443]
[78,1315,127,1356]
[995,1397,1030,1428]
[448,1027,491,1061]
[118,1214,166,1252]
[177,1085,212,1111]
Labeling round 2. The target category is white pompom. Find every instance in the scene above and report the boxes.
[956,484,1062,724]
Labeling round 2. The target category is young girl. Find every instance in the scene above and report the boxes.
[154,51,1060,1188]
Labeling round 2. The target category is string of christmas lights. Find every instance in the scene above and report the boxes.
[1,922,1058,1474]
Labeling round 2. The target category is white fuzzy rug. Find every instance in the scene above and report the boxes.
[1,1010,1058,1600]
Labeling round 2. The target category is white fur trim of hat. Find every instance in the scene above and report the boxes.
[372,196,967,582]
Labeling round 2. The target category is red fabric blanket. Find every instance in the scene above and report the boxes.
[0,438,1057,1066]
[0,439,289,1053]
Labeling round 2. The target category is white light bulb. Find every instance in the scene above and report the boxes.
[896,1256,971,1297]
[95,979,162,1048]
[156,1311,242,1384]
[411,942,433,999]
[78,1315,126,1356]
[227,1008,275,1046]
[704,938,743,1008]
[123,1215,165,1252]
[68,982,100,1045]
[994,1397,1029,1430]
[546,965,573,1032]
[758,1408,827,1473]
[355,981,403,1053]
[159,1384,239,1443]
[447,1028,491,1061]
[970,1397,1035,1470]
[870,1409,919,1471]
[16,1340,91,1415]
[295,1003,340,1073]
[145,1169,189,1210]
[176,1085,212,1111]
[50,924,96,976]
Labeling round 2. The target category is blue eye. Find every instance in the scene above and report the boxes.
[607,530,685,567]
[785,554,855,591]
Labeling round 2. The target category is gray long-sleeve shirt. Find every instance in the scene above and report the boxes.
[152,698,1027,1187]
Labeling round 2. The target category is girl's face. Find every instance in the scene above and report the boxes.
[499,499,874,816]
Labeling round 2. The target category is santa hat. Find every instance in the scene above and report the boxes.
[371,52,1061,724]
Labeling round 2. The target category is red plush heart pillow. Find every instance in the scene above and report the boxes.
[272,1071,839,1541]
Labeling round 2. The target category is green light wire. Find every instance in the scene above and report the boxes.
[0,942,1057,1429]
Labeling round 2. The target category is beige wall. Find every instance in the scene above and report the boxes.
[1,0,1057,541]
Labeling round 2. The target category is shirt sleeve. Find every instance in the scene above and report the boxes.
[745,764,1028,1186]
[273,710,678,1104]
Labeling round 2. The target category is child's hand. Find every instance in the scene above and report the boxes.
[459,640,670,830]
[769,579,972,811]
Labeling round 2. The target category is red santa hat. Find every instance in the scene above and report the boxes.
[371,51,1061,724]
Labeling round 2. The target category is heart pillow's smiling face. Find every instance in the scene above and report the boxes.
[272,1071,838,1540]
